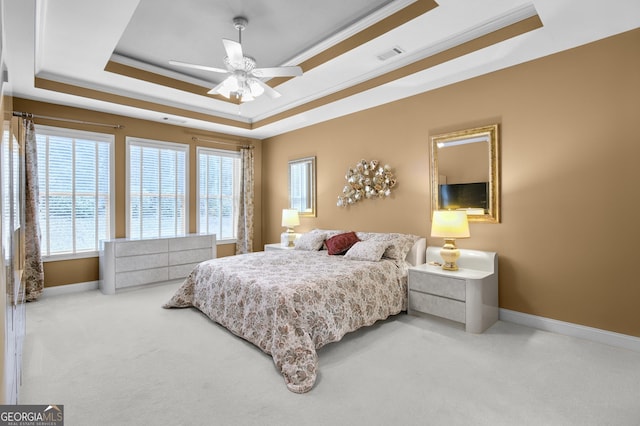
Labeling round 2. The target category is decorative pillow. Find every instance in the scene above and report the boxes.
[294,231,327,251]
[325,232,360,255]
[344,239,390,261]
[384,233,420,261]
[356,232,420,261]
[315,229,348,250]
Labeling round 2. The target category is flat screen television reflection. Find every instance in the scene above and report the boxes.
[438,182,488,212]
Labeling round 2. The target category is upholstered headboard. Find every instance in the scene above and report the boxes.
[305,229,426,266]
[405,237,427,266]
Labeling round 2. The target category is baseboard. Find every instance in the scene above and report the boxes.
[42,281,99,298]
[42,279,181,297]
[500,309,640,353]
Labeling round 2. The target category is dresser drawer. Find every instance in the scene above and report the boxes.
[409,270,466,301]
[115,267,169,289]
[408,291,465,323]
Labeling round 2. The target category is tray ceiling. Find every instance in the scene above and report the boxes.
[3,0,640,138]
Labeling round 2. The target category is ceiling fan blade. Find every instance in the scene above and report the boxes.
[169,60,228,74]
[252,66,303,78]
[207,81,226,96]
[207,77,236,98]
[253,79,281,99]
[222,39,244,68]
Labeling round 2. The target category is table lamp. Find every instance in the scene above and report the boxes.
[430,210,470,271]
[281,209,300,247]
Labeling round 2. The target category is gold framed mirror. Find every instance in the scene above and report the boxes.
[430,124,500,223]
[288,156,316,217]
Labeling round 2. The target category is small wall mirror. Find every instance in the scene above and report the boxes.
[289,156,316,217]
[430,124,500,223]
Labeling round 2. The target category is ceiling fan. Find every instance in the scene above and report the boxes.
[169,16,303,103]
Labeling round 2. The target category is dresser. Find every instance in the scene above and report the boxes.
[408,246,498,333]
[99,234,216,295]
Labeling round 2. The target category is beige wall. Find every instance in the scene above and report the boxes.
[13,99,263,287]
[262,29,640,337]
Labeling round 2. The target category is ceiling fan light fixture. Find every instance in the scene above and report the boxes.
[248,78,265,97]
[216,80,233,98]
[240,91,254,102]
[222,76,240,92]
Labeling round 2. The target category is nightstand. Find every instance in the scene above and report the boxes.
[264,243,296,251]
[408,246,498,333]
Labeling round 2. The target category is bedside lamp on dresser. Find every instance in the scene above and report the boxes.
[408,246,498,333]
[280,209,300,247]
[430,210,470,271]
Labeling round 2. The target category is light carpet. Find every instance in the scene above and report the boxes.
[20,282,640,426]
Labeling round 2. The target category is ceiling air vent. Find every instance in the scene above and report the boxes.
[161,116,187,124]
[377,46,405,61]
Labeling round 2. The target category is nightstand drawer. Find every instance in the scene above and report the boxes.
[408,291,465,323]
[408,271,466,301]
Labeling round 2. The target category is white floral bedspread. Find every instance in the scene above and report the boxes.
[163,250,409,393]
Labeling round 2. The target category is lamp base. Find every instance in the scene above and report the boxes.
[440,238,461,271]
[281,231,297,247]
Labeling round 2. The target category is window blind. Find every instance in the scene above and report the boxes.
[197,147,240,241]
[127,137,188,239]
[35,125,114,258]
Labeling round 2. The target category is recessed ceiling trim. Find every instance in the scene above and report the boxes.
[35,2,542,134]
[106,0,438,97]
[104,60,239,104]
[39,12,543,134]
[110,53,221,89]
[299,0,437,72]
[253,13,543,129]
[281,0,417,66]
[269,0,439,87]
[261,3,541,123]
[34,77,252,130]
[419,3,540,61]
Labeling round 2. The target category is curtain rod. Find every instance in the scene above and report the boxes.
[191,136,253,149]
[13,111,124,129]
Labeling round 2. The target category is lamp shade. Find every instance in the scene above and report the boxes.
[281,209,300,228]
[431,210,470,238]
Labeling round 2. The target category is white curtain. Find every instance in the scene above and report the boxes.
[235,147,254,254]
[24,119,44,301]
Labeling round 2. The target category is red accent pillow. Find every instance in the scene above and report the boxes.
[326,232,360,255]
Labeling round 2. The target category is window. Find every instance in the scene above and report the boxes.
[197,147,240,241]
[127,137,188,239]
[288,156,316,217]
[35,125,114,259]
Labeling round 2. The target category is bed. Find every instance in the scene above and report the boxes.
[163,230,426,393]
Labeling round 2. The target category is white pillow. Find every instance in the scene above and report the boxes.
[294,231,326,251]
[356,232,419,261]
[344,239,389,261]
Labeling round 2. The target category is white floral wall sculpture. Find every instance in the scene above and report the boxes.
[337,159,397,207]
